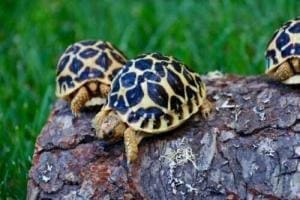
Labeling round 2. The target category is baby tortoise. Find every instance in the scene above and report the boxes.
[92,53,213,163]
[56,40,127,116]
[265,17,300,84]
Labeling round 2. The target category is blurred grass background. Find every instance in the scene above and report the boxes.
[0,0,299,198]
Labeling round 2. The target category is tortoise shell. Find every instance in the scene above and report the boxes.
[106,53,207,133]
[56,40,127,98]
[265,17,300,73]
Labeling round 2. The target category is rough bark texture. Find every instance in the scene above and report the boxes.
[27,76,300,200]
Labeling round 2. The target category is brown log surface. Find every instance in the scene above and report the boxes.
[27,76,300,200]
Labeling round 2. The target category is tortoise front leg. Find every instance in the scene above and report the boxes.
[272,62,294,81]
[71,86,90,117]
[199,99,213,119]
[124,128,145,164]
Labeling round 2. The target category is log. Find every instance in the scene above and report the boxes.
[27,75,300,200]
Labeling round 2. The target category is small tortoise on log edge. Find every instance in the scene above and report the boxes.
[265,17,300,84]
[92,52,213,163]
[56,40,127,116]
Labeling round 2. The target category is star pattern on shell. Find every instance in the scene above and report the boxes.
[107,52,207,133]
[56,40,127,97]
[265,17,300,72]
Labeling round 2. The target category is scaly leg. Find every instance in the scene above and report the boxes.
[291,58,300,73]
[71,87,90,117]
[200,99,213,119]
[124,128,145,163]
[92,108,111,138]
[272,62,293,81]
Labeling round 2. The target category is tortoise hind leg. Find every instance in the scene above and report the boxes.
[199,99,213,119]
[71,86,90,117]
[124,128,146,164]
[272,62,294,81]
[282,58,300,84]
[291,58,300,73]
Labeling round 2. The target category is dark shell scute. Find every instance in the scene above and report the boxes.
[132,107,163,128]
[126,84,144,107]
[281,44,293,57]
[141,117,149,128]
[295,44,300,55]
[147,82,169,109]
[111,78,121,93]
[266,49,278,66]
[186,86,199,105]
[167,68,185,98]
[183,69,196,87]
[143,71,161,82]
[144,107,164,119]
[137,76,145,83]
[79,48,98,58]
[97,43,109,50]
[135,59,153,70]
[282,43,300,57]
[276,31,290,50]
[75,67,104,82]
[58,75,74,93]
[95,53,112,70]
[65,45,80,54]
[195,76,204,97]
[57,55,70,75]
[161,61,168,66]
[70,57,84,74]
[170,95,183,119]
[121,61,133,74]
[153,118,161,129]
[164,114,173,126]
[154,63,166,77]
[133,107,164,125]
[172,61,182,73]
[121,72,136,88]
[288,22,300,33]
[111,95,128,114]
[195,75,203,86]
[127,111,141,123]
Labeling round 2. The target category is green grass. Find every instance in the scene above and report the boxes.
[0,0,299,198]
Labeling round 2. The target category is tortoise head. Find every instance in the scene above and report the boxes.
[94,110,127,143]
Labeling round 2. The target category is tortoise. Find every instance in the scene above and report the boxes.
[265,17,300,84]
[92,52,213,163]
[56,40,127,116]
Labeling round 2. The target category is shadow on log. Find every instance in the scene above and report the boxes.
[27,76,300,200]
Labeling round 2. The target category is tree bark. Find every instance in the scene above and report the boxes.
[27,75,300,200]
